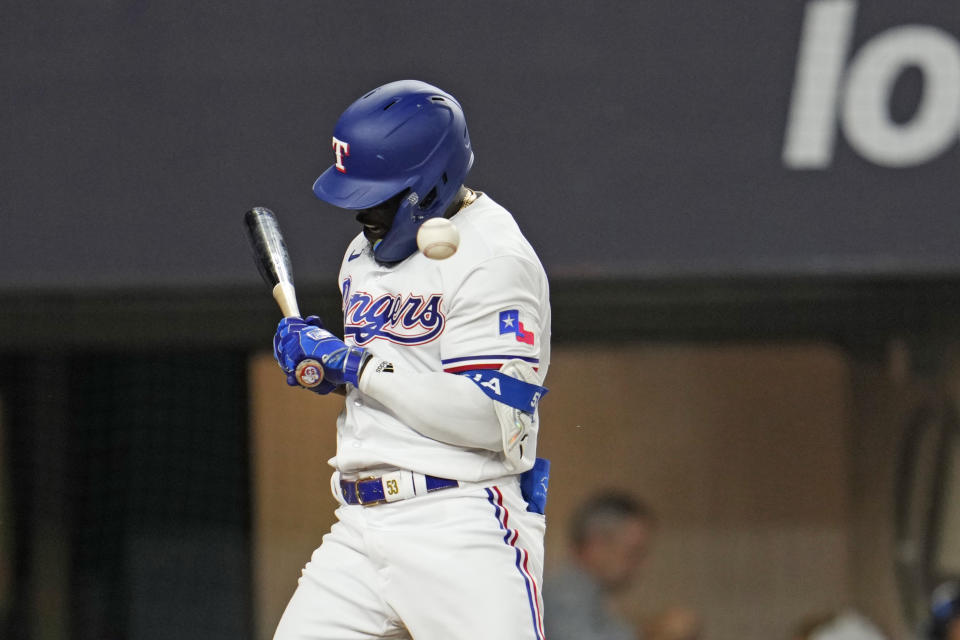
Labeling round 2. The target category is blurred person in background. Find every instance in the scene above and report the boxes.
[791,610,888,640]
[640,606,703,640]
[543,491,657,640]
[927,581,960,640]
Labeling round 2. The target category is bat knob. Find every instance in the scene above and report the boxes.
[295,359,324,388]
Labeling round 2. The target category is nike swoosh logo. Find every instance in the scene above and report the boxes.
[348,251,362,261]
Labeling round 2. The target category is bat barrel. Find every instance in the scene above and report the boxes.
[244,207,295,288]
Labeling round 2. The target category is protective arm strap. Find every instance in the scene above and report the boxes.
[358,357,503,450]
[458,369,548,413]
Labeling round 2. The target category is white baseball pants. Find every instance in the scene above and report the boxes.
[273,478,546,640]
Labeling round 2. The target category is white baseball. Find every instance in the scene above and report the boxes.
[417,217,460,260]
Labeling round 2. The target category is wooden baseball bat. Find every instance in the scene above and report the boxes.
[243,207,324,387]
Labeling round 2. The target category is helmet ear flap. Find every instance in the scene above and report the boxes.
[374,193,421,263]
[418,187,438,211]
[374,175,454,264]
[418,164,469,218]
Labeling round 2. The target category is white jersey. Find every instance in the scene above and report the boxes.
[331,193,551,482]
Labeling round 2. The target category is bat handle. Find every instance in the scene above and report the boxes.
[272,281,300,318]
[271,280,325,388]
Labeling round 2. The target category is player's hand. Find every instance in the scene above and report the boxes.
[286,316,340,395]
[273,316,370,389]
[273,316,339,394]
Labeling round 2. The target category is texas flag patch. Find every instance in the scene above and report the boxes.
[499,310,535,345]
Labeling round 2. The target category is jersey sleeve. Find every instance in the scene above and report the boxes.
[440,255,546,375]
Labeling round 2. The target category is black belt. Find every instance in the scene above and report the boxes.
[340,474,459,506]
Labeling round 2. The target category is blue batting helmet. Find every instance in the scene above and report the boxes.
[312,79,474,264]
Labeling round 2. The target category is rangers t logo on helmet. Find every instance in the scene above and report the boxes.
[332,137,350,173]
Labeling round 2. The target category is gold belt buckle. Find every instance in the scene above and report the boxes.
[355,476,385,506]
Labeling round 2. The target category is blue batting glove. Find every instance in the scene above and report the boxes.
[273,316,370,388]
[284,316,340,395]
[273,317,339,394]
[302,315,325,329]
[272,316,325,370]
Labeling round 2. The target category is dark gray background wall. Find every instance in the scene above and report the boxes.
[4,0,959,293]
[4,4,960,639]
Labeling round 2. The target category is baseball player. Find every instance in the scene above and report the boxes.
[271,79,552,640]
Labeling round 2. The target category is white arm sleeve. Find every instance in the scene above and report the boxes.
[358,358,502,450]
